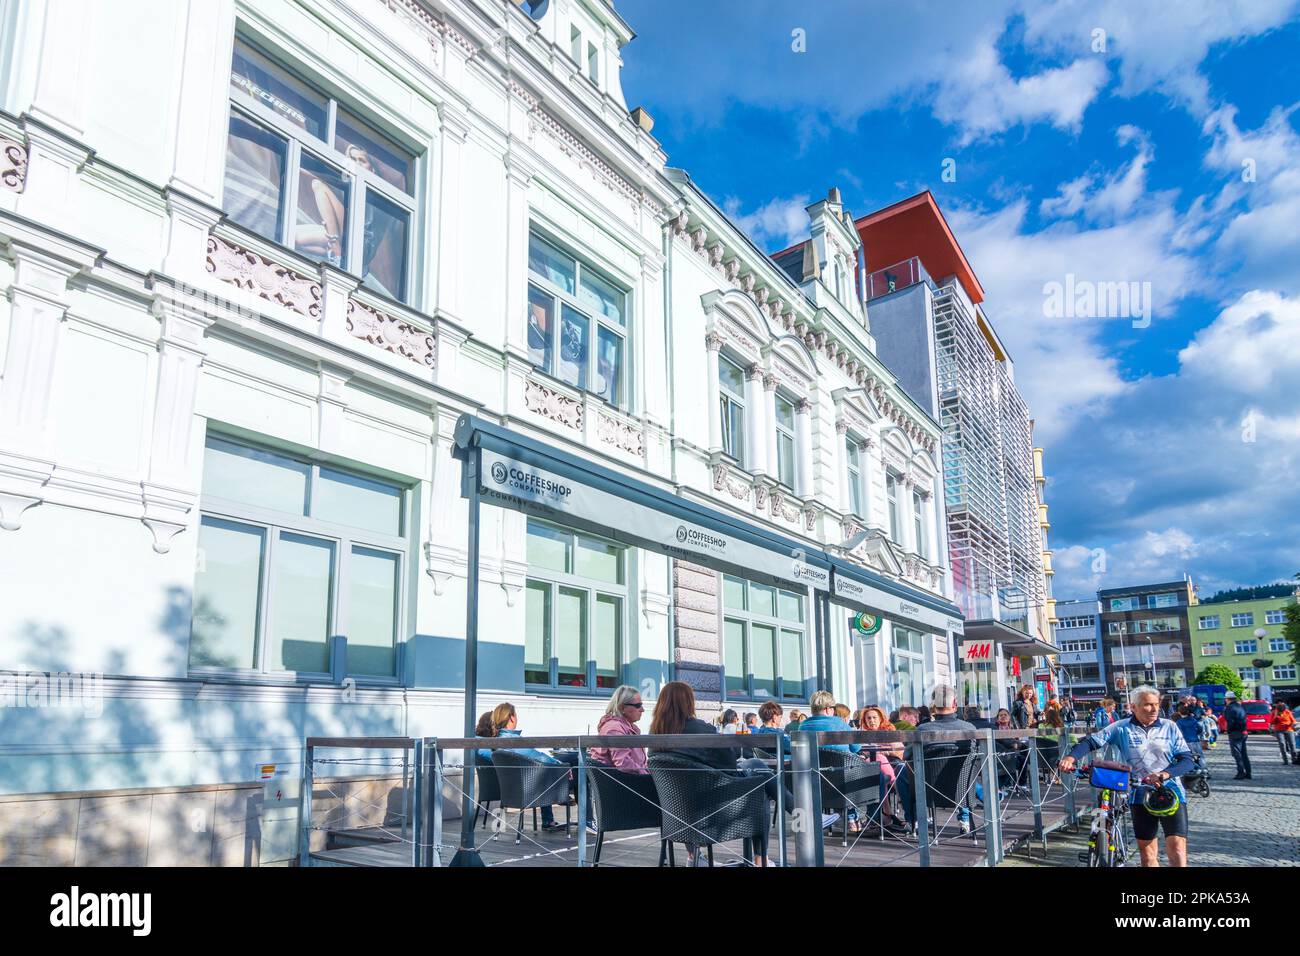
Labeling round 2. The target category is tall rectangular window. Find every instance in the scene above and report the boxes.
[845,438,863,517]
[774,393,797,488]
[570,25,582,63]
[586,42,600,84]
[526,230,627,407]
[912,490,926,559]
[722,575,804,700]
[223,38,416,302]
[525,520,626,692]
[892,627,926,708]
[886,470,901,543]
[190,434,406,678]
[718,354,746,465]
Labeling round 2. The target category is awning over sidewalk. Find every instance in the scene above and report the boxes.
[829,558,964,636]
[453,414,832,591]
[963,618,1058,658]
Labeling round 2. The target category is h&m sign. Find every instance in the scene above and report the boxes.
[962,640,995,662]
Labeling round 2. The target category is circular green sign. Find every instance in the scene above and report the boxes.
[853,612,882,635]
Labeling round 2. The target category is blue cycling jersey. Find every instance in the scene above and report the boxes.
[1069,716,1195,803]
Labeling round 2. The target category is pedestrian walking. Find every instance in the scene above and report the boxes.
[1271,700,1297,765]
[1224,691,1252,779]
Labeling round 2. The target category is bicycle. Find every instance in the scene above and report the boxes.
[1074,761,1133,868]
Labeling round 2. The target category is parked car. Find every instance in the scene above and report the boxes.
[1217,700,1272,733]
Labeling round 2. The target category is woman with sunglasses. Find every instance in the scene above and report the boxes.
[589,685,649,773]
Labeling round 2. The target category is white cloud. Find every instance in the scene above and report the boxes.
[934,46,1108,145]
[1040,125,1154,222]
[1021,0,1300,116]
[723,194,811,251]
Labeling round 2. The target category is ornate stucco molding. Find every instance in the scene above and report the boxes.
[524,377,583,432]
[205,236,321,318]
[596,412,643,456]
[0,135,28,193]
[346,299,435,368]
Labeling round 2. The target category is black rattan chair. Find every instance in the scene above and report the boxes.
[491,751,572,844]
[817,750,882,846]
[585,763,669,866]
[471,761,502,830]
[647,753,769,866]
[920,742,981,843]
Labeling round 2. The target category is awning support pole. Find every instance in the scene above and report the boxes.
[451,451,485,866]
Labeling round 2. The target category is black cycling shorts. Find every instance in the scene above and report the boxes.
[1130,799,1188,841]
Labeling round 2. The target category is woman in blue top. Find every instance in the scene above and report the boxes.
[478,701,566,831]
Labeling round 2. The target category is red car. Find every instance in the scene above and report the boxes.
[1217,700,1272,733]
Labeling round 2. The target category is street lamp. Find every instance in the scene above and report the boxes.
[1143,635,1155,685]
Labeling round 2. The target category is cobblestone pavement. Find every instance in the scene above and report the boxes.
[1003,734,1300,867]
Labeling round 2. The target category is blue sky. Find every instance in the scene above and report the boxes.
[618,0,1300,600]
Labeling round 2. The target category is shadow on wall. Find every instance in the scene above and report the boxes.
[1,582,411,864]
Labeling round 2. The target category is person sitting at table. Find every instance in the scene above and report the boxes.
[834,703,853,723]
[744,712,761,732]
[855,705,913,835]
[720,709,741,734]
[648,681,836,864]
[753,701,785,735]
[993,707,1029,792]
[895,706,920,731]
[797,690,861,753]
[588,684,648,773]
[785,709,805,732]
[483,701,567,831]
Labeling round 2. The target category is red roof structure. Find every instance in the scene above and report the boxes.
[854,191,985,306]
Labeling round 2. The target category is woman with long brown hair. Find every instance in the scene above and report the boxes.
[856,705,913,835]
[477,700,567,832]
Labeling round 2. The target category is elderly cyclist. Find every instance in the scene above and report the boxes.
[1058,685,1196,867]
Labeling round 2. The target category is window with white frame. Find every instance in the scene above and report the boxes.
[1234,639,1257,655]
[1265,609,1287,625]
[524,520,626,692]
[1269,637,1294,652]
[569,25,582,63]
[774,393,797,488]
[1238,667,1260,682]
[718,354,746,465]
[1197,615,1220,629]
[223,38,415,302]
[892,626,926,708]
[586,41,600,84]
[845,437,864,517]
[526,230,627,407]
[190,435,407,679]
[1061,639,1097,653]
[1231,612,1254,627]
[1201,642,1222,657]
[912,489,926,559]
[886,470,901,543]
[1057,615,1096,629]
[722,576,805,701]
[1274,664,1297,681]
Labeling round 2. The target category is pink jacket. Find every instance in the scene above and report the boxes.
[589,712,648,773]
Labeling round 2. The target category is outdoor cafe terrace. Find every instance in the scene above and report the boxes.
[300,726,1085,868]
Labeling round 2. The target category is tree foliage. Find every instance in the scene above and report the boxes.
[1191,663,1245,698]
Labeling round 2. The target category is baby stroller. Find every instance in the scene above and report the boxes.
[1184,750,1212,797]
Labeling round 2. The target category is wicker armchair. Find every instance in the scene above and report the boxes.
[585,764,669,866]
[647,753,769,866]
[817,750,882,846]
[920,743,981,843]
[471,761,502,830]
[490,751,572,844]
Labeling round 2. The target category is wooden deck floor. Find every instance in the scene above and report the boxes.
[309,795,1075,868]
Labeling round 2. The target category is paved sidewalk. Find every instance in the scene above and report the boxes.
[1003,733,1300,867]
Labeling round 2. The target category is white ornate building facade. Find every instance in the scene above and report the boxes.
[0,0,958,863]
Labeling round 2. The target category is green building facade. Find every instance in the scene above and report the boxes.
[1188,594,1298,701]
